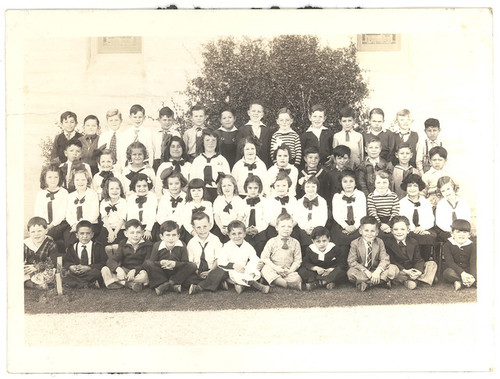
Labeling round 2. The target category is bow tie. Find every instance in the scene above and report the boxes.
[105,204,118,214]
[246,197,261,206]
[342,195,355,203]
[222,201,233,214]
[125,169,143,181]
[170,196,183,207]
[244,162,257,170]
[192,206,206,214]
[46,190,59,200]
[276,196,289,205]
[303,197,318,210]
[135,196,147,206]
[278,168,291,175]
[74,197,85,205]
[99,171,114,179]
[170,159,185,171]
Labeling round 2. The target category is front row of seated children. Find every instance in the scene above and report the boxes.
[25,211,476,293]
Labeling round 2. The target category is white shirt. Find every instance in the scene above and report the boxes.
[182,200,214,235]
[231,157,268,195]
[399,195,435,231]
[435,196,471,232]
[190,154,231,188]
[187,233,222,271]
[74,241,93,262]
[34,187,69,226]
[266,164,299,197]
[155,160,191,198]
[213,195,246,228]
[152,126,181,161]
[295,195,328,230]
[126,192,158,232]
[156,190,186,226]
[66,188,100,226]
[331,189,367,229]
[265,195,298,224]
[243,195,268,233]
[100,197,127,230]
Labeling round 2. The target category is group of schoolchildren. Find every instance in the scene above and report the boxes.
[24,101,477,296]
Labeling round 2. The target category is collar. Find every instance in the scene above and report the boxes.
[75,240,93,251]
[192,233,214,245]
[309,242,335,256]
[306,125,327,133]
[394,164,413,171]
[367,157,380,165]
[24,237,48,251]
[158,240,184,250]
[341,190,356,197]
[125,239,146,248]
[448,237,473,248]
[218,126,238,132]
[396,239,406,246]
[367,128,383,135]
[64,131,76,139]
[245,121,266,127]
[373,189,392,196]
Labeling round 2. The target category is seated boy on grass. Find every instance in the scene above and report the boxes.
[63,220,107,288]
[101,219,153,291]
[347,215,399,292]
[143,220,197,296]
[260,212,303,290]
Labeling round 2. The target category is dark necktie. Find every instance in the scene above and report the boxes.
[99,171,114,190]
[170,196,183,208]
[74,197,86,220]
[410,199,421,227]
[105,204,118,214]
[398,241,407,257]
[448,200,458,222]
[203,154,218,185]
[80,245,89,266]
[244,162,257,171]
[246,197,261,227]
[222,201,232,214]
[46,190,59,224]
[281,238,289,250]
[198,241,209,273]
[136,196,147,222]
[345,130,350,142]
[366,241,373,270]
[343,195,355,225]
[109,132,117,158]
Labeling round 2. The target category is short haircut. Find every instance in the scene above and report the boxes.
[311,226,330,241]
[130,104,145,115]
[339,106,354,119]
[159,106,174,118]
[424,118,440,129]
[237,136,261,157]
[186,178,208,201]
[190,103,206,115]
[365,136,382,147]
[106,108,122,120]
[71,167,92,188]
[303,146,320,158]
[163,135,188,162]
[227,220,246,233]
[27,216,48,230]
[40,164,64,189]
[400,173,425,192]
[396,109,411,118]
[332,144,351,158]
[60,111,77,123]
[102,177,125,200]
[303,175,319,191]
[124,219,143,230]
[451,219,471,233]
[130,172,153,192]
[429,146,447,160]
[273,171,292,187]
[65,139,82,150]
[396,142,412,152]
[201,128,220,153]
[160,220,180,234]
[191,211,210,224]
[359,215,379,229]
[339,169,356,182]
[375,169,392,185]
[216,174,239,196]
[437,176,458,192]
[76,220,93,232]
[220,106,235,117]
[83,114,100,127]
[277,107,293,119]
[161,169,188,189]
[390,215,410,228]
[369,108,385,119]
[273,143,291,162]
[97,148,117,164]
[126,141,148,162]
[248,99,264,110]
[243,174,263,193]
[276,212,293,225]
[310,104,325,114]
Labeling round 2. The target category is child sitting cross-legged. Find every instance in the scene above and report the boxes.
[101,219,153,291]
[63,220,108,288]
[385,216,437,289]
[298,226,348,291]
[143,221,197,296]
[347,216,399,292]
[206,220,270,294]
[260,212,303,291]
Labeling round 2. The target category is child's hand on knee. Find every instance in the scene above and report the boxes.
[370,269,381,285]
[126,269,136,281]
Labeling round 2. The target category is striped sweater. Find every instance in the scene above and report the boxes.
[270,129,302,166]
[367,190,400,223]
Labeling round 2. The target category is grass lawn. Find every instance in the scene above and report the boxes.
[24,281,477,314]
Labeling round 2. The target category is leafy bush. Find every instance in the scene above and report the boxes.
[184,35,370,134]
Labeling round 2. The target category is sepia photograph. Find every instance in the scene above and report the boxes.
[5,2,496,374]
